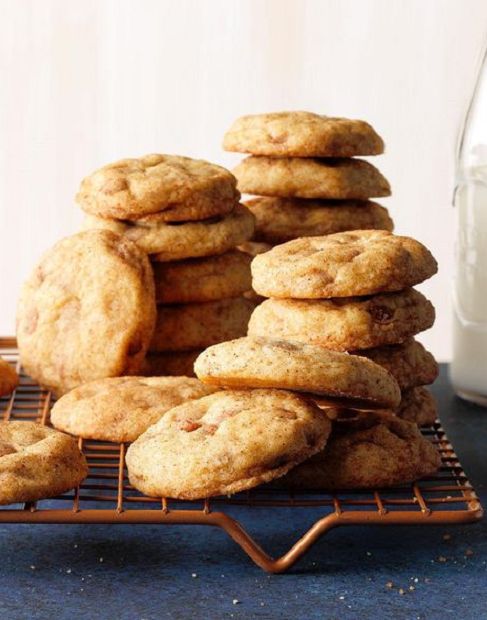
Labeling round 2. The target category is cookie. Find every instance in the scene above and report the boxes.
[17,230,156,396]
[152,251,251,304]
[195,337,400,408]
[251,230,437,298]
[280,412,441,490]
[246,198,393,243]
[77,154,239,221]
[50,376,217,443]
[0,422,88,505]
[248,290,435,351]
[357,338,438,390]
[395,387,437,426]
[233,156,391,200]
[143,351,202,377]
[150,297,256,352]
[223,111,385,157]
[83,204,254,259]
[126,389,332,499]
[146,205,255,261]
[0,358,19,397]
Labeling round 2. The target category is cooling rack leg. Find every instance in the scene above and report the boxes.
[212,512,341,573]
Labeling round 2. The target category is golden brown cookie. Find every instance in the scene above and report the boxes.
[223,111,385,157]
[251,230,437,298]
[356,339,438,391]
[142,351,202,377]
[50,376,217,442]
[234,156,391,199]
[148,205,255,261]
[150,297,256,352]
[83,204,255,260]
[280,412,441,490]
[0,422,88,505]
[16,230,156,396]
[0,358,19,397]
[195,337,400,408]
[77,154,239,221]
[246,198,393,244]
[248,290,435,351]
[126,389,332,499]
[395,387,437,426]
[152,251,251,304]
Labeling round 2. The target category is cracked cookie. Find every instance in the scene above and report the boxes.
[150,298,256,352]
[77,154,239,221]
[246,198,393,244]
[233,156,391,199]
[280,411,441,490]
[248,289,435,351]
[356,338,438,391]
[83,204,255,260]
[251,230,437,298]
[51,376,216,442]
[223,111,384,157]
[126,389,332,499]
[16,230,156,396]
[152,251,251,303]
[0,422,88,505]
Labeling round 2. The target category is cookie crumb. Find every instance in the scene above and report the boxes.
[442,533,451,541]
[191,573,198,578]
[437,556,447,563]
[232,599,240,605]
[66,568,72,574]
[398,588,405,595]
[386,581,393,589]
[99,557,104,563]
[465,548,474,557]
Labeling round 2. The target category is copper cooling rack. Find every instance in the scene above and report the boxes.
[0,337,482,573]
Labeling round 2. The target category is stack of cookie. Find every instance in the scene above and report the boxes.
[177,229,442,495]
[247,230,439,425]
[223,111,394,245]
[76,154,257,376]
[126,338,433,499]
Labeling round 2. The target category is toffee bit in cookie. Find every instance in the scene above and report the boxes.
[180,420,202,433]
[370,305,394,324]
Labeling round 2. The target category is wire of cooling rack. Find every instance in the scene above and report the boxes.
[0,337,483,573]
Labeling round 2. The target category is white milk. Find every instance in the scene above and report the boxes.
[451,165,487,405]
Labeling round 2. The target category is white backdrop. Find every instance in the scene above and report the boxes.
[1,0,486,360]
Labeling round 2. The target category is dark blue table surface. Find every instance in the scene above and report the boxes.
[0,365,485,620]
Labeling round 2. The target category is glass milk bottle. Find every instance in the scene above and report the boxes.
[451,49,487,405]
